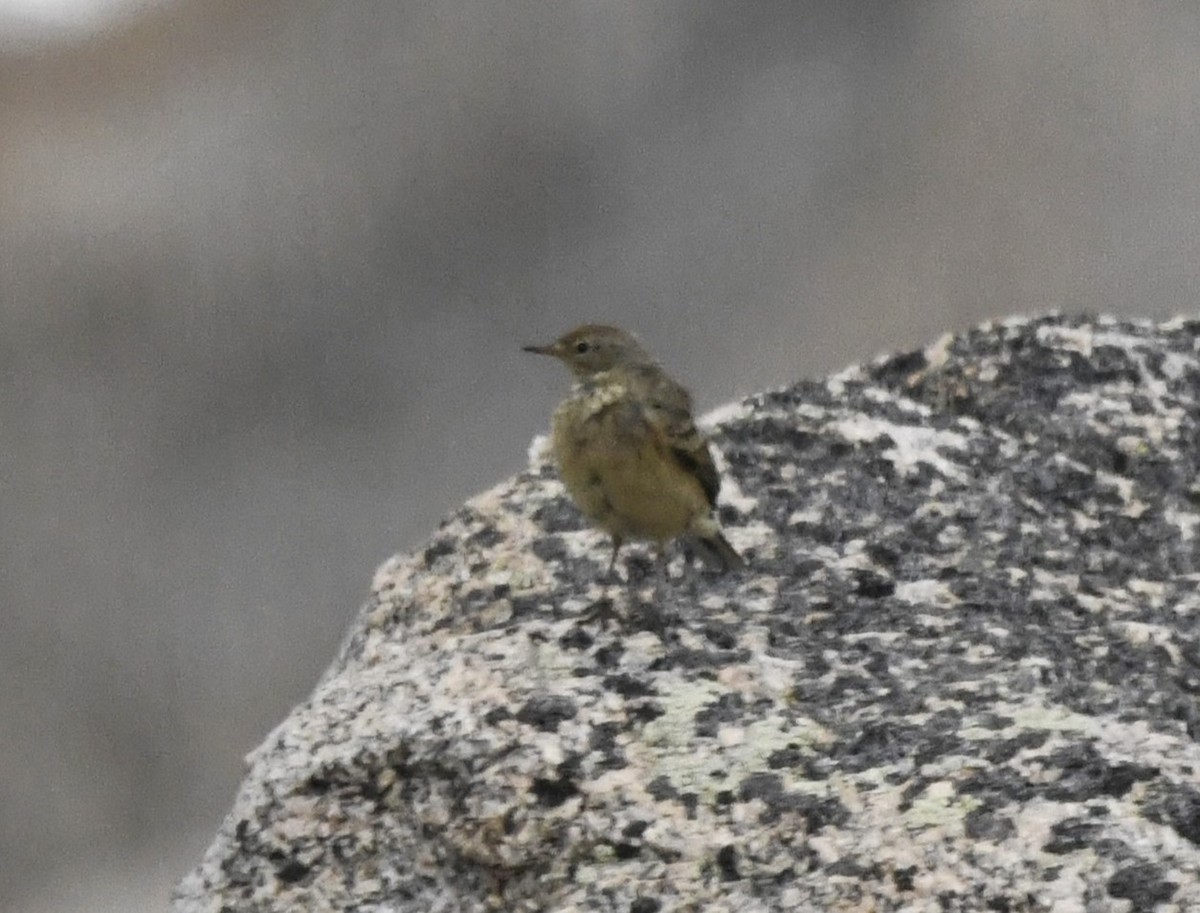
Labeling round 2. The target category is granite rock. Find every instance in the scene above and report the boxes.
[174,315,1200,912]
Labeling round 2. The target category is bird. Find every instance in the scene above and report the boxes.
[524,324,744,575]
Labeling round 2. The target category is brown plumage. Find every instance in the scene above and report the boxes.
[524,324,744,573]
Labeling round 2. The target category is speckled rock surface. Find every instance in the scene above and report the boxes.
[174,315,1200,913]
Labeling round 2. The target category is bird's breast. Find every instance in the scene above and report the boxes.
[549,384,708,542]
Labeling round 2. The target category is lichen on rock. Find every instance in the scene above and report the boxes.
[174,315,1200,913]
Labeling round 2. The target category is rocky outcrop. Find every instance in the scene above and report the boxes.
[174,315,1200,912]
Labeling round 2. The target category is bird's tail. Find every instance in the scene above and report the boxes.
[690,531,746,573]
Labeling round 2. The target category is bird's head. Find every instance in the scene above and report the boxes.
[523,324,652,380]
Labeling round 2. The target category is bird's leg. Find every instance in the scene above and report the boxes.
[654,542,670,601]
[656,542,670,576]
[606,535,624,583]
[580,536,626,626]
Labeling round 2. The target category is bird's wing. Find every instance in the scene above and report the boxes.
[635,367,722,507]
[668,432,721,508]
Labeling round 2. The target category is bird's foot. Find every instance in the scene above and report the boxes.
[578,596,622,627]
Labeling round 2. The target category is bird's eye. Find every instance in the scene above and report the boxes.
[575,341,591,353]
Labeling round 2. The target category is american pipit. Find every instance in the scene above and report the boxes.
[524,324,744,574]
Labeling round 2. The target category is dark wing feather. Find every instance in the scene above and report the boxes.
[670,436,721,507]
[631,364,722,507]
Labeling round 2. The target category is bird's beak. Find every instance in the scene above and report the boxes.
[522,343,555,356]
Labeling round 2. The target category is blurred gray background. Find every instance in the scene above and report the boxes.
[3,1,1199,909]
